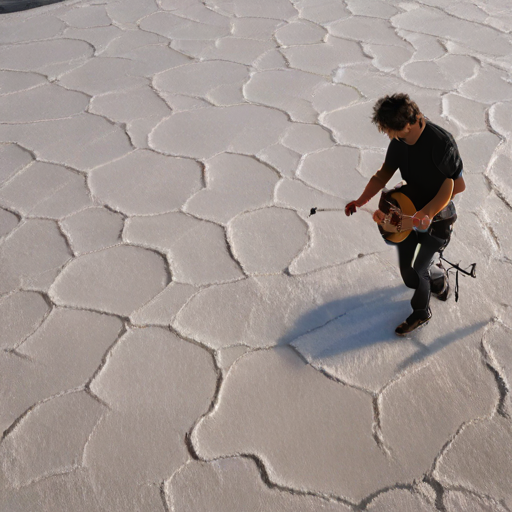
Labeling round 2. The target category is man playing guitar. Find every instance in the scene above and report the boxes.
[345,94,466,335]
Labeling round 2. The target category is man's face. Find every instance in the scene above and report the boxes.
[381,123,411,140]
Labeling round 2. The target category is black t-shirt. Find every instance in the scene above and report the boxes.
[384,121,463,211]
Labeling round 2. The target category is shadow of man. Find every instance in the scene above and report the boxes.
[282,284,490,390]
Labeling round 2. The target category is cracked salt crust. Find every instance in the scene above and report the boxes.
[228,207,309,274]
[323,101,390,148]
[483,193,512,259]
[444,490,509,512]
[282,122,335,153]
[59,5,112,29]
[202,37,277,66]
[125,212,244,285]
[294,0,351,24]
[0,14,65,43]
[391,6,512,56]
[0,308,123,435]
[330,15,412,48]
[149,104,291,159]
[2,0,512,509]
[401,54,479,90]
[0,391,104,488]
[311,82,360,114]
[275,19,327,46]
[0,39,94,72]
[345,0,399,19]
[274,177,347,214]
[0,219,72,295]
[84,326,217,511]
[60,207,124,254]
[153,59,249,100]
[0,115,133,172]
[456,132,501,174]
[254,48,288,70]
[232,17,286,41]
[89,149,202,215]
[89,86,173,147]
[184,153,279,224]
[442,93,489,133]
[434,416,512,509]
[102,29,167,57]
[124,44,191,76]
[0,70,47,95]
[49,245,169,315]
[292,297,421,392]
[167,458,352,511]
[105,0,158,26]
[366,488,437,511]
[289,213,386,273]
[232,0,298,20]
[380,340,498,467]
[1,470,102,512]
[139,11,231,40]
[488,154,512,206]
[58,57,148,95]
[245,68,327,122]
[216,345,252,374]
[0,207,19,238]
[297,145,361,196]
[63,25,124,54]
[130,281,199,326]
[363,42,414,72]
[192,346,409,502]
[173,255,395,350]
[0,161,92,219]
[454,174,490,216]
[400,31,447,61]
[0,291,49,350]
[489,101,512,138]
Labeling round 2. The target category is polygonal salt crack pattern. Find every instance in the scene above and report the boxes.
[49,245,169,316]
[89,150,203,215]
[125,212,244,286]
[0,391,104,488]
[1,0,512,510]
[0,83,89,123]
[0,161,92,219]
[184,153,279,224]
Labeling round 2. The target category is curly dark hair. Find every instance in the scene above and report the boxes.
[372,93,421,131]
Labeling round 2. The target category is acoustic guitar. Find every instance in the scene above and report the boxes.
[377,183,418,243]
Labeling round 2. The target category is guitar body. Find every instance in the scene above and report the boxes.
[378,183,418,243]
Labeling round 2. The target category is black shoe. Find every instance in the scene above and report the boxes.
[395,309,432,336]
[430,268,446,293]
[435,280,450,301]
[431,268,450,301]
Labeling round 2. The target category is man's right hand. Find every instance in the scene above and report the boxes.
[372,209,386,224]
[345,200,360,216]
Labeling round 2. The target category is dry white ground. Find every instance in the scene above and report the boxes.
[1,0,512,511]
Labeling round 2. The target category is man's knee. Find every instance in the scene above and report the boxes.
[413,259,431,281]
[400,267,418,289]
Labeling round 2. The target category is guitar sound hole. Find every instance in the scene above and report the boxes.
[390,210,401,227]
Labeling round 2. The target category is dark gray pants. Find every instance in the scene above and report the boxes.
[397,230,448,318]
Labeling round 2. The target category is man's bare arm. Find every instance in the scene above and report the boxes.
[452,175,465,197]
[345,163,396,215]
[418,178,454,220]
